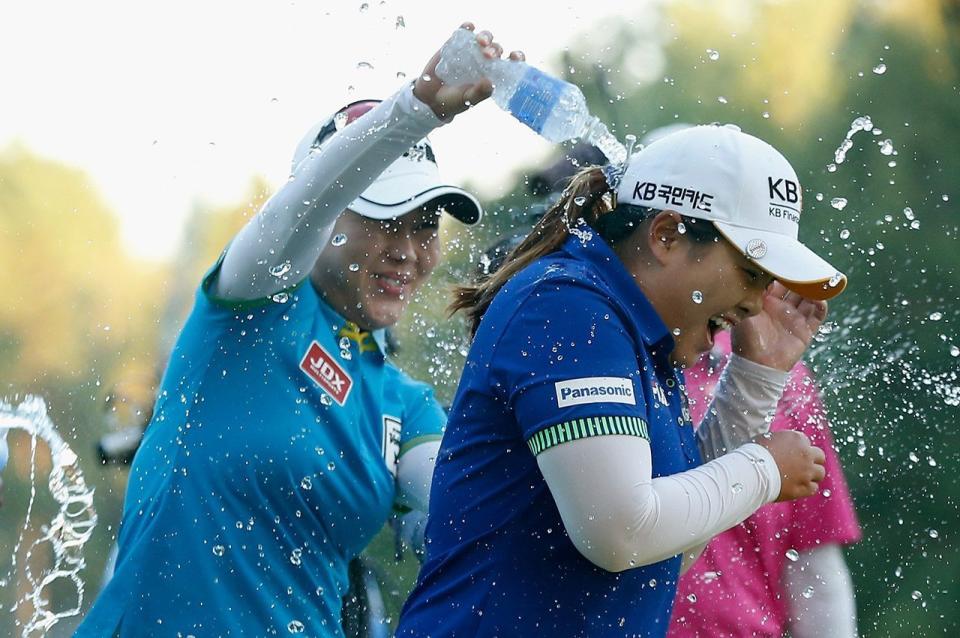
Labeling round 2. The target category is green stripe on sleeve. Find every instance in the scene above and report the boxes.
[526,416,650,456]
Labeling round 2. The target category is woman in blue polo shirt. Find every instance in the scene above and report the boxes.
[397,125,846,637]
[76,24,525,638]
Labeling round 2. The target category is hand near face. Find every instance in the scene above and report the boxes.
[731,281,828,371]
[413,23,525,121]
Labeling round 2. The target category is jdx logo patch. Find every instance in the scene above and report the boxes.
[300,341,353,406]
[382,415,402,477]
[555,377,636,408]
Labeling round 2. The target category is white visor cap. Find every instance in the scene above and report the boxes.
[617,124,846,300]
[291,106,482,225]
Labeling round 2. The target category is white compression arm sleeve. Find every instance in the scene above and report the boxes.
[696,354,789,462]
[212,84,444,301]
[537,435,781,573]
[785,544,859,638]
[395,440,440,514]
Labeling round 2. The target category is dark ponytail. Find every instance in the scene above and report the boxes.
[450,167,612,334]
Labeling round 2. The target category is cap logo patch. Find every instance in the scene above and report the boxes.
[300,341,353,406]
[746,238,768,259]
[630,181,714,212]
[555,377,636,408]
[767,177,801,224]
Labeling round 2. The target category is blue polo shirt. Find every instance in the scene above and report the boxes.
[76,262,446,637]
[397,230,701,638]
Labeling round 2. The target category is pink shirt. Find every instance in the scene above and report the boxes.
[669,333,861,637]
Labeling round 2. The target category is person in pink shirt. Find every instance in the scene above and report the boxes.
[669,330,862,637]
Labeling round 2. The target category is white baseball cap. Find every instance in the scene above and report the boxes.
[616,124,846,300]
[291,100,483,225]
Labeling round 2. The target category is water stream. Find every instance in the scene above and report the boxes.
[1,396,97,637]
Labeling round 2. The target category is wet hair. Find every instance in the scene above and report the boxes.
[451,166,722,335]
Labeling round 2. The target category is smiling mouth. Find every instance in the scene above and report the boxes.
[372,273,410,296]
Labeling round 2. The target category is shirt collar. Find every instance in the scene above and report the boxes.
[560,225,674,351]
[313,293,387,356]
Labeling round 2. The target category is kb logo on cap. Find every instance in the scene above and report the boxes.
[768,177,799,204]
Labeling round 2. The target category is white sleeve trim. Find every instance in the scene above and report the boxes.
[696,354,790,461]
[211,83,444,301]
[785,543,859,637]
[537,435,780,573]
[395,440,440,514]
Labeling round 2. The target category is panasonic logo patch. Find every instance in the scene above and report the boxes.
[554,377,636,408]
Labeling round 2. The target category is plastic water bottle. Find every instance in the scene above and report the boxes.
[435,28,626,163]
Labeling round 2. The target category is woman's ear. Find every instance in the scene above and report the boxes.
[646,211,686,266]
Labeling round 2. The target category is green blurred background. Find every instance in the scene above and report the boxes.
[1,0,958,635]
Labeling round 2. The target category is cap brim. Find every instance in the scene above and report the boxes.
[349,163,482,225]
[351,185,482,225]
[714,222,847,300]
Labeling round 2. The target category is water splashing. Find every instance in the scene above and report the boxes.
[1,396,97,637]
[832,116,874,166]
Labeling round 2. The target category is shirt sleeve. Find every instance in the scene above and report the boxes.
[492,277,650,454]
[398,378,447,456]
[783,363,863,550]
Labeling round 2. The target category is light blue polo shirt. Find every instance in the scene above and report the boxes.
[397,230,701,638]
[76,261,446,637]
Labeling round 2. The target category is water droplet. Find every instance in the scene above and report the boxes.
[271,292,289,304]
[706,49,720,61]
[929,312,943,321]
[421,73,432,82]
[830,197,848,210]
[319,394,333,406]
[943,194,950,202]
[828,273,844,288]
[826,163,838,173]
[648,578,658,587]
[300,476,313,490]
[574,196,587,206]
[839,229,850,240]
[950,345,960,357]
[785,548,800,562]
[879,139,894,155]
[358,2,369,12]
[357,61,374,70]
[339,349,352,360]
[269,261,292,278]
[212,545,225,556]
[288,619,305,633]
[672,328,682,336]
[873,63,887,74]
[396,71,407,80]
[929,529,939,539]
[731,482,743,493]
[801,585,815,598]
[691,290,704,304]
[822,489,832,498]
[327,461,336,471]
[761,111,770,119]
[348,263,360,272]
[717,96,728,104]
[687,593,698,603]
[677,222,687,234]
[910,220,920,230]
[395,15,405,28]
[290,548,303,565]
[331,233,348,247]
[911,590,922,600]
[909,451,920,463]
